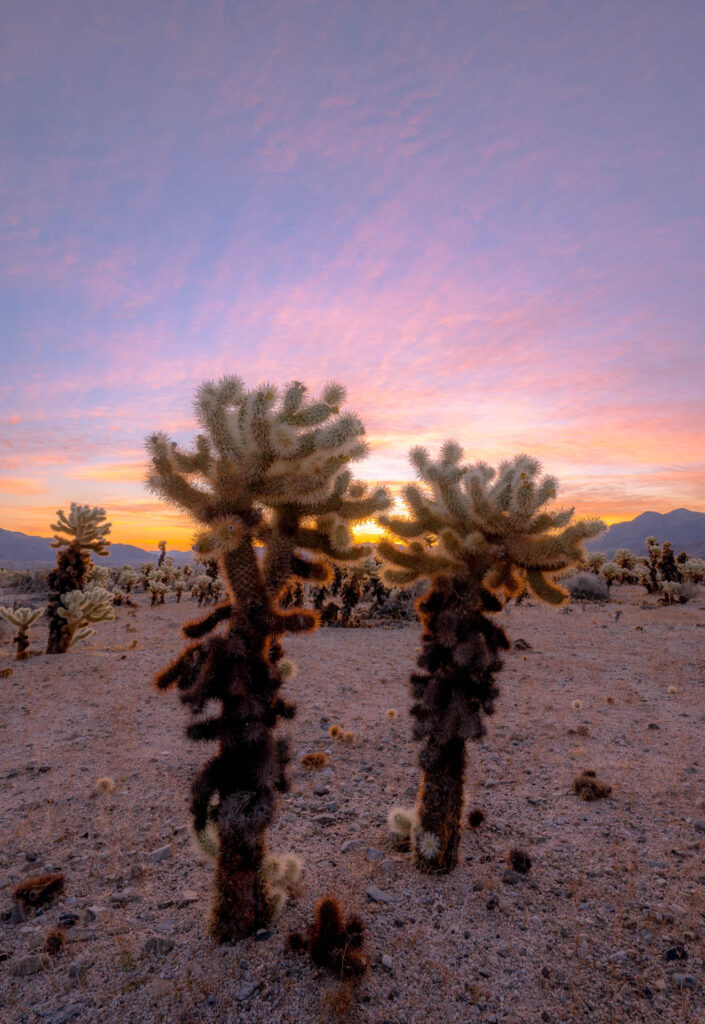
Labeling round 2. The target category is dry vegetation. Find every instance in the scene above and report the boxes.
[1,583,704,1023]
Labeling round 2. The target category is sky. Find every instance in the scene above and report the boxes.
[1,0,703,550]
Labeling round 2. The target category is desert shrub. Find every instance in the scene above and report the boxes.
[146,375,389,942]
[565,572,609,602]
[378,445,604,873]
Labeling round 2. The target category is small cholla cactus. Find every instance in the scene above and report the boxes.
[681,558,705,583]
[174,580,187,602]
[46,504,111,654]
[586,551,606,574]
[260,852,302,915]
[378,445,603,873]
[288,895,369,978]
[600,561,621,588]
[149,580,168,606]
[387,806,418,849]
[157,539,167,567]
[57,585,114,647]
[661,580,681,605]
[658,541,681,583]
[119,568,140,593]
[87,564,110,587]
[0,606,44,660]
[146,375,389,942]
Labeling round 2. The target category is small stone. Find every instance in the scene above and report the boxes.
[502,870,522,886]
[366,885,398,905]
[366,848,384,862]
[683,975,697,989]
[58,912,79,928]
[486,893,499,910]
[654,978,667,991]
[178,890,199,906]
[147,845,172,863]
[612,950,628,965]
[313,813,336,826]
[694,820,705,834]
[143,935,174,955]
[381,953,393,971]
[255,929,272,941]
[312,785,329,796]
[68,959,90,981]
[665,945,688,962]
[64,927,95,943]
[10,953,48,976]
[340,839,363,853]
[10,902,25,924]
[235,980,260,1001]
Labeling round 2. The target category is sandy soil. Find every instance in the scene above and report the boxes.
[1,585,704,1024]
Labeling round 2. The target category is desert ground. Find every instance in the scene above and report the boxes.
[1,585,704,1024]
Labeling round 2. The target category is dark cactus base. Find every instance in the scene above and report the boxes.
[46,545,92,654]
[415,737,466,873]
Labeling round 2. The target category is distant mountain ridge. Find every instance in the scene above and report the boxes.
[0,527,195,569]
[586,508,705,559]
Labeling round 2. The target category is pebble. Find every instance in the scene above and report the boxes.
[673,973,696,989]
[147,844,172,863]
[381,953,393,971]
[665,945,688,962]
[501,870,522,886]
[312,784,329,796]
[366,847,384,862]
[313,813,336,826]
[486,894,499,910]
[178,890,199,906]
[10,953,49,976]
[340,839,363,853]
[68,959,90,981]
[235,980,260,1001]
[694,820,705,833]
[10,902,25,924]
[64,928,95,943]
[611,950,628,965]
[366,885,398,905]
[143,936,175,955]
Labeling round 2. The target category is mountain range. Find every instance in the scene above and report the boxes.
[1,507,704,569]
[0,527,195,570]
[585,508,705,559]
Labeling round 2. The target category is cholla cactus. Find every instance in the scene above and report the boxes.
[174,580,187,602]
[149,580,168,606]
[600,561,621,588]
[57,585,114,647]
[586,551,606,574]
[45,504,111,654]
[119,568,140,593]
[378,445,604,873]
[146,376,390,942]
[661,580,681,605]
[157,539,167,567]
[681,559,705,583]
[0,606,44,660]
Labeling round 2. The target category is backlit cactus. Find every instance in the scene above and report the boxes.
[0,606,44,660]
[378,444,603,872]
[146,375,389,942]
[45,504,111,654]
[56,585,114,647]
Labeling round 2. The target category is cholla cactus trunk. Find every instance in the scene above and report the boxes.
[379,444,604,875]
[46,544,92,654]
[411,575,505,872]
[147,376,390,942]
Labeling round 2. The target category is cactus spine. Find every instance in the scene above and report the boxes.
[146,376,389,942]
[45,504,111,654]
[378,445,604,873]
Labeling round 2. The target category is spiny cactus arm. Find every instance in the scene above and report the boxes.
[166,434,214,475]
[525,507,575,534]
[0,606,44,628]
[466,475,512,534]
[503,518,605,570]
[182,603,233,638]
[293,526,371,563]
[525,568,567,605]
[377,539,451,578]
[50,504,111,554]
[279,381,345,428]
[194,377,245,460]
[146,433,218,520]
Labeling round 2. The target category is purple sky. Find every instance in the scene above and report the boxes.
[1,1,703,547]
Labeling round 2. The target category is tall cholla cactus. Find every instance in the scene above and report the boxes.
[0,606,44,660]
[378,444,604,873]
[146,376,390,942]
[46,504,111,654]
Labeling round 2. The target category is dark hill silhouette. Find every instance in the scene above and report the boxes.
[586,508,705,559]
[0,527,194,569]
